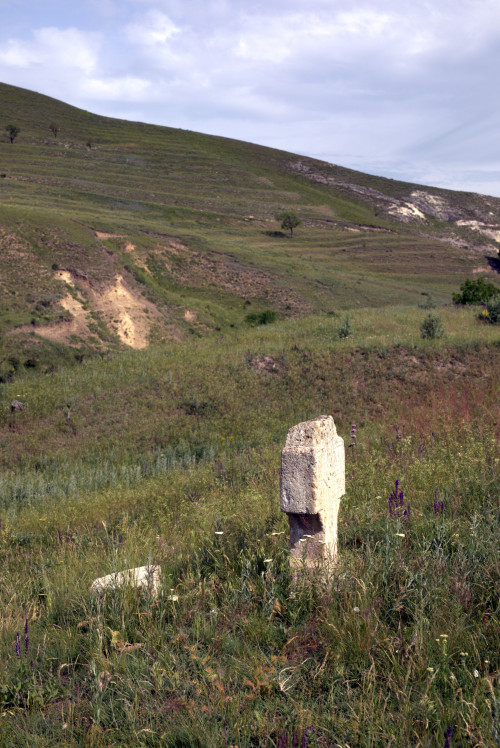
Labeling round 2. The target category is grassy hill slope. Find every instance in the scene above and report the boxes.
[0,83,499,746]
[1,82,499,379]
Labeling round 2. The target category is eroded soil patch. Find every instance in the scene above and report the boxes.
[15,269,167,349]
[157,239,308,314]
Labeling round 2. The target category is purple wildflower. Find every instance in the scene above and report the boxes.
[350,423,357,447]
[388,480,404,517]
[433,490,444,516]
[395,424,407,441]
[24,618,29,655]
[443,726,453,748]
[388,480,411,521]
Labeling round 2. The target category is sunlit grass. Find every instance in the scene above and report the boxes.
[0,312,498,744]
[0,82,499,745]
[0,416,497,745]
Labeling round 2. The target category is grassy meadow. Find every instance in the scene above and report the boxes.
[0,82,499,746]
[0,307,499,746]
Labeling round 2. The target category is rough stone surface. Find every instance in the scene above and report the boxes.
[91,565,161,596]
[281,415,344,514]
[280,415,345,568]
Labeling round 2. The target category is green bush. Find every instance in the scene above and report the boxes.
[479,296,500,324]
[245,309,276,326]
[337,315,352,339]
[420,313,444,339]
[452,277,499,305]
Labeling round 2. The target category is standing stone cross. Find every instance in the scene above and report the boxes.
[280,415,345,571]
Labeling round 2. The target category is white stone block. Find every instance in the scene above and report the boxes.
[280,415,344,514]
[91,565,161,596]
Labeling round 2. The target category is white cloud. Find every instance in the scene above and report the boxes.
[81,76,152,101]
[124,10,180,46]
[0,27,100,74]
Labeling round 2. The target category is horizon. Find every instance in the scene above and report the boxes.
[1,1,500,198]
[2,78,498,202]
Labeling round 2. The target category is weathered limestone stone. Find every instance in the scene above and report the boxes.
[91,565,161,596]
[280,415,345,569]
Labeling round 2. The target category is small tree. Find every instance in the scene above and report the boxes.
[275,210,302,238]
[452,277,499,305]
[49,122,59,138]
[6,124,20,144]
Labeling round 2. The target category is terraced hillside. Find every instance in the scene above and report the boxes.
[1,82,499,375]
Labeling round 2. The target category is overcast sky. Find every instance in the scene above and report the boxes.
[1,0,500,196]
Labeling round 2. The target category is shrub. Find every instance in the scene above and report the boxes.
[420,313,444,339]
[452,277,499,305]
[245,310,276,326]
[337,315,352,339]
[479,296,500,324]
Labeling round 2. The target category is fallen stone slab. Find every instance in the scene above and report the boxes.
[91,565,161,596]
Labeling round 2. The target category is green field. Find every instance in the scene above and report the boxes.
[0,82,499,746]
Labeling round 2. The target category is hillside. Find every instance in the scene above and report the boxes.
[0,83,499,745]
[1,81,499,379]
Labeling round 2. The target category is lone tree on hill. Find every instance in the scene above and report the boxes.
[275,210,302,238]
[6,124,20,144]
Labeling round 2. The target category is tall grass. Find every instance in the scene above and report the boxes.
[0,318,498,745]
[0,420,497,746]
